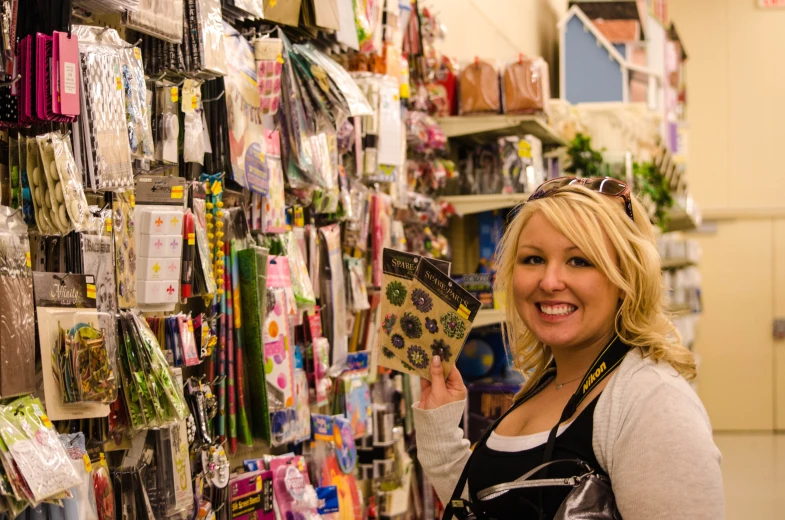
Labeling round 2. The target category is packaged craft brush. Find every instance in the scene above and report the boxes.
[379,253,480,381]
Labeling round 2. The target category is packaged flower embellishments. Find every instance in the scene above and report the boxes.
[377,249,477,380]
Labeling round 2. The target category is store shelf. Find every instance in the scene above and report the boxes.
[472,308,506,329]
[662,198,701,233]
[436,115,567,147]
[440,192,530,216]
[661,258,696,270]
[668,304,692,316]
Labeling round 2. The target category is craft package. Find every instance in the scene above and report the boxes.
[33,272,113,420]
[119,47,154,160]
[459,59,501,115]
[193,0,228,75]
[229,469,274,520]
[238,245,270,440]
[502,56,550,115]
[0,395,81,504]
[59,432,99,520]
[261,130,285,233]
[380,256,481,380]
[34,132,92,235]
[341,374,372,439]
[223,23,269,196]
[72,26,134,190]
[319,224,348,371]
[253,38,283,115]
[123,0,184,43]
[0,208,36,397]
[112,190,137,308]
[262,287,295,411]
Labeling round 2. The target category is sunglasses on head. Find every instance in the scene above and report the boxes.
[527,176,635,221]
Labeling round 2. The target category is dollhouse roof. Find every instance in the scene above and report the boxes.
[568,0,646,38]
[668,23,688,60]
[593,19,641,43]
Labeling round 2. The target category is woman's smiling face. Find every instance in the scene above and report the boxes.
[512,211,621,352]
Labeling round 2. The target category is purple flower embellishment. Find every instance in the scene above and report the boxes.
[425,317,438,334]
[411,288,433,313]
[430,339,452,363]
[440,312,467,339]
[400,312,423,339]
[382,314,397,335]
[382,347,396,359]
[391,334,405,350]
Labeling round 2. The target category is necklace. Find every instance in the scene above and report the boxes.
[554,375,581,390]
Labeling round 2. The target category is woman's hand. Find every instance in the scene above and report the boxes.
[419,355,467,410]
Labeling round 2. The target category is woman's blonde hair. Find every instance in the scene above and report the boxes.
[493,184,696,396]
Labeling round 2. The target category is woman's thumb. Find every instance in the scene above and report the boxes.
[428,355,446,389]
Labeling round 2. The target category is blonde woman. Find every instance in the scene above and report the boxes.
[413,178,723,519]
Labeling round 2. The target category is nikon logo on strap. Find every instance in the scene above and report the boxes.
[582,362,607,393]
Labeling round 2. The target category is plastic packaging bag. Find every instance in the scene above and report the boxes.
[283,231,316,310]
[502,56,550,115]
[459,59,501,115]
[253,38,283,115]
[0,396,80,504]
[58,433,99,520]
[119,47,154,160]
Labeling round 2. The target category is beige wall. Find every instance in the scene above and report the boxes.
[670,0,785,430]
[425,0,565,94]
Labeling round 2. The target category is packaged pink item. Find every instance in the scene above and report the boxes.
[254,38,283,115]
[229,469,275,520]
[262,130,286,233]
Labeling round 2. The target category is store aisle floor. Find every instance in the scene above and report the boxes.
[715,433,785,519]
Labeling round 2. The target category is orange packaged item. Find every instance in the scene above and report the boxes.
[459,58,500,115]
[502,55,550,115]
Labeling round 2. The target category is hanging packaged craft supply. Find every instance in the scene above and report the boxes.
[33,272,113,420]
[229,469,274,520]
[72,26,134,190]
[0,207,36,398]
[253,37,283,116]
[0,395,81,504]
[319,224,348,371]
[261,129,286,233]
[112,189,137,308]
[223,23,270,197]
[123,0,184,43]
[59,432,99,520]
[120,46,154,161]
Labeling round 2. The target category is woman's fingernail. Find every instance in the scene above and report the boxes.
[433,355,441,368]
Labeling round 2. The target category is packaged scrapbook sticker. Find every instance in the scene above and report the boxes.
[382,258,481,381]
[263,288,295,410]
[342,375,371,439]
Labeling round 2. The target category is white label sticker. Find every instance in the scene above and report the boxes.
[63,62,76,95]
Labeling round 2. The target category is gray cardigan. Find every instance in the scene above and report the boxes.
[412,348,725,519]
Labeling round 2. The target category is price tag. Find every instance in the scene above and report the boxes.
[83,454,93,473]
[170,86,179,103]
[130,193,135,207]
[276,53,284,65]
[187,320,194,333]
[256,475,262,492]
[25,251,30,268]
[86,284,96,299]
[133,47,141,61]
[192,95,198,110]
[517,140,532,159]
[116,77,122,90]
[187,232,195,246]
[171,186,184,199]
[105,216,113,233]
[211,181,223,195]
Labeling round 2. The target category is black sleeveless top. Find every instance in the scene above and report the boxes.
[466,393,603,520]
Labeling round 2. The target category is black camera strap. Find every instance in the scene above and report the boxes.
[444,335,631,520]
